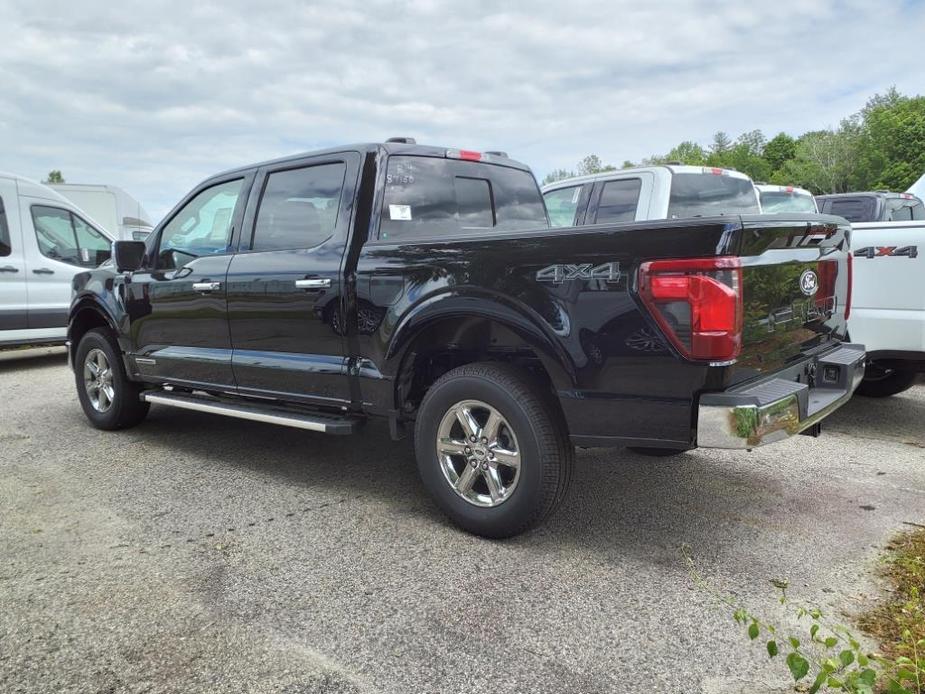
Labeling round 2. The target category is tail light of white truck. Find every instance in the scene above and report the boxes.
[637,257,743,363]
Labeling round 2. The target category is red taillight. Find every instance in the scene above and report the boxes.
[446,149,483,161]
[845,252,852,321]
[638,257,743,362]
[816,259,837,310]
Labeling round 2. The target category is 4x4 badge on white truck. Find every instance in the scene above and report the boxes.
[799,269,819,296]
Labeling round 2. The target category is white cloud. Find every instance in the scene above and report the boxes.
[1,0,923,219]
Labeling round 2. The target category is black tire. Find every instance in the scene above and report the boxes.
[856,366,918,398]
[414,362,573,539]
[75,328,149,430]
[627,447,687,457]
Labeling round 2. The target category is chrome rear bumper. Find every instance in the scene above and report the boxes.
[697,344,865,449]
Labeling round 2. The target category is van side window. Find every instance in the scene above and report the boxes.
[595,179,642,223]
[0,196,10,257]
[251,163,347,252]
[31,206,111,268]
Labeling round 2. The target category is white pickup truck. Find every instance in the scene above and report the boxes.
[850,215,925,396]
[542,164,760,225]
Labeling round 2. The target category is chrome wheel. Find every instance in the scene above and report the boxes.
[436,399,521,508]
[84,348,115,413]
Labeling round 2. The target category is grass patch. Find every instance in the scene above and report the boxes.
[858,526,925,689]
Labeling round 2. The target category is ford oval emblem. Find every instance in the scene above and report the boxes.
[799,269,819,296]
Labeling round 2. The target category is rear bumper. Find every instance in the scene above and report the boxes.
[697,343,865,449]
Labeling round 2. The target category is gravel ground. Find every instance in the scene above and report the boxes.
[1,347,923,694]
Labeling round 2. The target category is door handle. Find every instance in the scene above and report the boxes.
[192,281,221,292]
[295,278,331,289]
[32,268,55,275]
[0,266,19,273]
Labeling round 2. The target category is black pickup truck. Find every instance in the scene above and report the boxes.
[68,140,864,537]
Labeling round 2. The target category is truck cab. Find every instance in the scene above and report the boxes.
[0,172,114,348]
[542,165,760,227]
[815,191,925,223]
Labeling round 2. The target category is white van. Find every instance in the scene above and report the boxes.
[542,165,760,227]
[49,183,154,240]
[0,172,114,348]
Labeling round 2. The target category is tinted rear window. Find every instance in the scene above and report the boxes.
[886,197,925,221]
[821,197,877,223]
[379,156,547,240]
[759,191,817,213]
[667,174,759,218]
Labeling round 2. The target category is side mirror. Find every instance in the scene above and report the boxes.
[112,240,146,273]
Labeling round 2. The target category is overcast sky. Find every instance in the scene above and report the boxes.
[2,0,924,221]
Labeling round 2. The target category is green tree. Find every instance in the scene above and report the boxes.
[576,154,616,176]
[764,133,797,176]
[541,168,577,185]
[780,129,858,194]
[44,170,64,184]
[710,131,732,154]
[854,92,925,191]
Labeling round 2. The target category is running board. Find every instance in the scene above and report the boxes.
[141,391,360,434]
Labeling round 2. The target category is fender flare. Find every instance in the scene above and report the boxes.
[385,289,577,397]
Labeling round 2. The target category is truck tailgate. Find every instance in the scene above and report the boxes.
[728,214,852,384]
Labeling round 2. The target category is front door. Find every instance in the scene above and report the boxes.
[126,175,251,389]
[226,152,360,407]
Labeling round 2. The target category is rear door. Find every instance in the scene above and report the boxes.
[226,152,361,406]
[21,201,113,332]
[0,182,28,338]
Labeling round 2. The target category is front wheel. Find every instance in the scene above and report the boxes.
[856,365,918,398]
[75,328,149,430]
[414,363,573,538]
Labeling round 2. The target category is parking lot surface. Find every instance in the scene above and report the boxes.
[1,347,923,694]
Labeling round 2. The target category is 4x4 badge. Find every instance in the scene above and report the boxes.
[536,262,622,284]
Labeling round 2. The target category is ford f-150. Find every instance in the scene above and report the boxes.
[67,140,863,537]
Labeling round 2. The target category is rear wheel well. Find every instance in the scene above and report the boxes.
[395,317,566,427]
[69,307,113,363]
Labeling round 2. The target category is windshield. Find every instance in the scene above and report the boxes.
[759,191,817,213]
[667,174,759,218]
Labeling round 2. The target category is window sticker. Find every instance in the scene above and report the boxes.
[389,204,412,221]
[571,187,581,204]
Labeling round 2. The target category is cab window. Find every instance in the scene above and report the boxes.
[543,186,582,228]
[251,163,346,252]
[595,178,642,223]
[31,205,112,267]
[379,156,546,240]
[157,179,243,269]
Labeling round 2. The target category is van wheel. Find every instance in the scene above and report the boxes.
[856,366,918,398]
[414,363,573,539]
[75,328,149,430]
